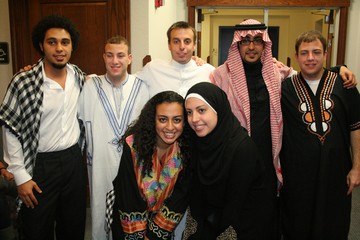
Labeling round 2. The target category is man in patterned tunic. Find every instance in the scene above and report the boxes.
[78,35,149,240]
[280,30,360,240]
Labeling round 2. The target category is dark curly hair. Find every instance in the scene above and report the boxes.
[32,15,80,55]
[122,91,193,177]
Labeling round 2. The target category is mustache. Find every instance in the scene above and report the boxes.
[246,50,258,54]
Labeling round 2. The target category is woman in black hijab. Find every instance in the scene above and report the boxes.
[183,82,267,240]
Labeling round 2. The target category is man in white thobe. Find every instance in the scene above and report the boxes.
[78,36,149,240]
[135,21,215,98]
[135,21,215,240]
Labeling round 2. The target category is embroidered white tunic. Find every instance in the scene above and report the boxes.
[78,74,149,240]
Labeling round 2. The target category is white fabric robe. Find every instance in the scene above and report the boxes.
[135,58,215,97]
[78,74,149,240]
[136,58,215,240]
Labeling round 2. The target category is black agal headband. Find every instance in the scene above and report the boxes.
[234,23,267,30]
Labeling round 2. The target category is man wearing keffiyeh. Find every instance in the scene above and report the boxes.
[210,19,356,240]
[0,15,86,240]
[210,18,286,240]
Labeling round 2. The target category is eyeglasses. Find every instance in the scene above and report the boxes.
[239,38,264,46]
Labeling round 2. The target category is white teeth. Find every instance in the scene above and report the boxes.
[194,125,203,130]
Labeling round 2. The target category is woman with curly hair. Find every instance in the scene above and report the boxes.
[110,91,193,240]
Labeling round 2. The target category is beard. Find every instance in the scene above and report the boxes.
[51,62,67,69]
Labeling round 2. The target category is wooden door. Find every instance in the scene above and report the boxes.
[9,0,130,75]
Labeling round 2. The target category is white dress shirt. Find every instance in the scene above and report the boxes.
[3,63,80,186]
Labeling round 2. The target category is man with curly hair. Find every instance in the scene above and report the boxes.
[0,15,87,240]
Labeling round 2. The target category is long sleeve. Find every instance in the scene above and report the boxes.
[2,127,31,186]
[112,143,148,239]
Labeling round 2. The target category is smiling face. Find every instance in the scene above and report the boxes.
[168,28,196,64]
[185,97,218,137]
[238,34,264,63]
[40,28,72,69]
[295,39,326,80]
[103,42,132,85]
[155,102,184,149]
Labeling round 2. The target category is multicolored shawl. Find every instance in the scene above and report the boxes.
[120,135,183,236]
[126,135,183,211]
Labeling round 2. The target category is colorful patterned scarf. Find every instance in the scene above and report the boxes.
[126,135,183,212]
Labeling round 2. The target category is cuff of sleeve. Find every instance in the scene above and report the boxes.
[13,169,32,186]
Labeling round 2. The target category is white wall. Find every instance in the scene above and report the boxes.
[346,0,360,91]
[130,0,187,73]
[130,0,150,74]
[0,0,13,100]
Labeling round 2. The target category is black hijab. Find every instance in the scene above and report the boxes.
[185,82,249,186]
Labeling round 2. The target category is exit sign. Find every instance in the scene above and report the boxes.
[0,42,9,64]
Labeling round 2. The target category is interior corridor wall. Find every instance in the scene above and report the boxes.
[346,0,360,91]
[130,0,187,73]
[0,0,13,100]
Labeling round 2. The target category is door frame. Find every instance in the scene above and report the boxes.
[187,0,350,65]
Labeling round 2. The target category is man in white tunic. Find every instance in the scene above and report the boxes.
[135,21,215,98]
[78,36,149,240]
[135,21,215,240]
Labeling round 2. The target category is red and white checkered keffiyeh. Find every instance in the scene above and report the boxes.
[211,19,284,183]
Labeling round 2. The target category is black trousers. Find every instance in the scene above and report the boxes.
[20,144,87,240]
